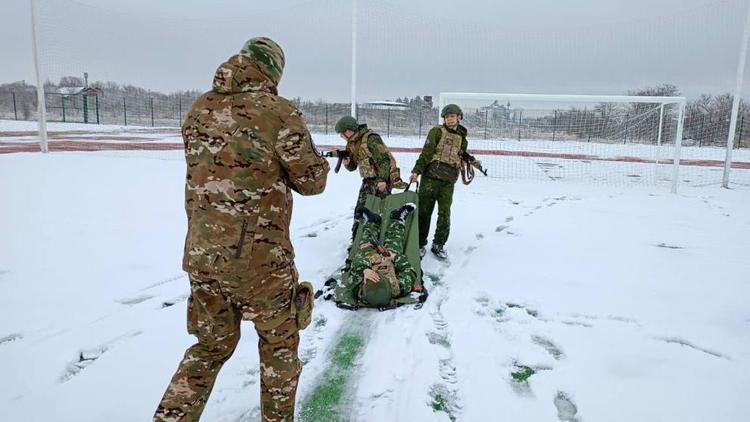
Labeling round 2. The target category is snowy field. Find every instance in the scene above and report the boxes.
[1,146,749,422]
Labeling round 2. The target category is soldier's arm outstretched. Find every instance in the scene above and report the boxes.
[275,110,330,195]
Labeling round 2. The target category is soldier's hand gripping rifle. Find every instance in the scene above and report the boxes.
[323,149,351,173]
[460,151,488,185]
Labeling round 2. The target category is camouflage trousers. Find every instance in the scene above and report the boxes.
[353,219,416,294]
[351,178,390,240]
[417,176,455,248]
[154,267,302,422]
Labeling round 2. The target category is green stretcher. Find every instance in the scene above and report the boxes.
[317,186,428,311]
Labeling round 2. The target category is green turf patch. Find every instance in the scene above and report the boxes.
[511,365,536,382]
[427,273,443,286]
[314,315,327,328]
[299,331,366,422]
[332,333,365,369]
[432,392,448,411]
[428,383,457,421]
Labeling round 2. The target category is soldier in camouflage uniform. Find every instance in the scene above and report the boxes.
[409,104,468,261]
[154,37,329,422]
[334,116,406,239]
[347,204,419,306]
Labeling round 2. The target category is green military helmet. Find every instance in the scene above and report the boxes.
[441,104,463,119]
[240,37,285,86]
[335,116,359,134]
[360,273,392,307]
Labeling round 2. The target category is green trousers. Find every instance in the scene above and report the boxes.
[417,176,455,248]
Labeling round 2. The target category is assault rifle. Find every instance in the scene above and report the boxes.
[461,151,488,176]
[323,149,351,173]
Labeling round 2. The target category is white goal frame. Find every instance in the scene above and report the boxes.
[439,92,687,193]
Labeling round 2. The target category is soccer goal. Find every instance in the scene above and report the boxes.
[439,92,688,192]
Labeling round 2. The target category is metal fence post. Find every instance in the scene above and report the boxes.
[61,95,67,123]
[150,97,155,127]
[95,95,100,124]
[12,92,18,120]
[552,110,557,142]
[418,107,423,138]
[517,110,522,141]
[325,103,329,135]
[484,110,489,140]
[739,114,745,149]
[624,113,629,144]
[387,108,391,138]
[178,95,182,123]
[123,97,127,126]
[83,95,89,123]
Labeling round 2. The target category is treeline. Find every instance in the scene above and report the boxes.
[0,79,748,147]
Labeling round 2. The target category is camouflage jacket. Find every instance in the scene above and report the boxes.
[411,124,468,183]
[182,54,329,286]
[344,125,393,182]
[348,246,417,297]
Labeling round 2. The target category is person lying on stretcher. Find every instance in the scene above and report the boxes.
[348,203,425,307]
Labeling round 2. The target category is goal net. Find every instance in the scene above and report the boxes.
[438,92,698,191]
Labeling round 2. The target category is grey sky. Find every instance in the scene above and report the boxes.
[2,0,748,101]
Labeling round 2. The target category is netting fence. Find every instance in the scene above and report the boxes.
[2,0,750,188]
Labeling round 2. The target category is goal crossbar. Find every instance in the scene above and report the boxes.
[440,92,686,106]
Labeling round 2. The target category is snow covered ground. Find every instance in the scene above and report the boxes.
[1,147,749,421]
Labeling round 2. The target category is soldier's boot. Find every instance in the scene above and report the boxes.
[390,202,416,224]
[431,243,448,261]
[359,206,382,225]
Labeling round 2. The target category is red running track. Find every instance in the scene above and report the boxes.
[1,140,749,170]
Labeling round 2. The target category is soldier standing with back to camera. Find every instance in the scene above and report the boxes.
[154,37,329,422]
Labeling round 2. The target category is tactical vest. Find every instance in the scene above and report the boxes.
[349,130,406,188]
[363,249,401,297]
[425,126,463,182]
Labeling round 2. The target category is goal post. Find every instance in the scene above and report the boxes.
[439,92,687,192]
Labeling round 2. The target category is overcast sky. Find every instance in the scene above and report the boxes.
[2,0,748,101]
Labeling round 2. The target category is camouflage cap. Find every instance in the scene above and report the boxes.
[360,274,392,307]
[441,104,463,118]
[335,116,359,134]
[240,37,285,86]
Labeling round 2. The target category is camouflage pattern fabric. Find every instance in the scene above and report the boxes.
[349,219,417,297]
[350,179,389,240]
[154,272,301,422]
[239,37,285,87]
[411,124,469,183]
[344,125,395,182]
[156,43,328,422]
[417,176,456,248]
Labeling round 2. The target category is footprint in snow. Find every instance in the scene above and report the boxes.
[60,331,142,382]
[0,333,23,345]
[117,294,154,305]
[554,391,580,422]
[161,294,188,308]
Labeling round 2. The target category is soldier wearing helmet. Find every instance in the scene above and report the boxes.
[409,104,468,260]
[334,115,407,240]
[154,37,329,422]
